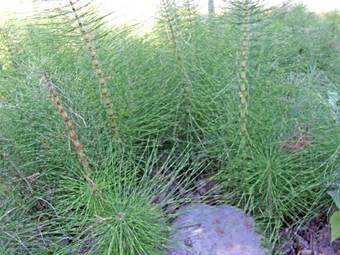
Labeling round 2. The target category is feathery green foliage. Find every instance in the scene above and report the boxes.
[0,1,339,254]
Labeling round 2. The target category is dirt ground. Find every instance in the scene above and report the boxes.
[280,206,340,255]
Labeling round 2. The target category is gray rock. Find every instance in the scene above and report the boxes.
[166,204,266,255]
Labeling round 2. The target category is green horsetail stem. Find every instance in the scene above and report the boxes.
[68,0,117,134]
[239,0,250,151]
[160,0,192,106]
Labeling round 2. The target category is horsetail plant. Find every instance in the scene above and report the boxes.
[160,0,192,109]
[1,2,340,254]
[68,0,117,135]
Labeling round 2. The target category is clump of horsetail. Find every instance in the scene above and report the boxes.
[68,0,117,134]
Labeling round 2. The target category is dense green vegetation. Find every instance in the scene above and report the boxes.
[0,0,339,254]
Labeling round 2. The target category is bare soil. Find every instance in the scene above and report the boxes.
[280,206,340,255]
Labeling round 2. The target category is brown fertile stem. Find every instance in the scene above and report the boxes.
[68,0,117,134]
[44,75,91,175]
[239,0,250,151]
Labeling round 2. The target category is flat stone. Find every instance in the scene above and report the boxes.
[166,204,266,255]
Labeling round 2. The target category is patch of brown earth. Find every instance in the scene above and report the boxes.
[280,207,340,255]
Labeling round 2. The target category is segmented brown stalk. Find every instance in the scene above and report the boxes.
[68,0,117,134]
[160,0,191,105]
[239,0,250,150]
[44,74,90,171]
